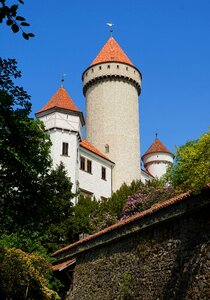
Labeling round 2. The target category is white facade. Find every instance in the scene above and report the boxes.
[36,105,114,199]
[79,147,113,199]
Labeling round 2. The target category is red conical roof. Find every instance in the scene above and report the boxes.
[142,138,172,159]
[37,86,80,114]
[90,37,133,66]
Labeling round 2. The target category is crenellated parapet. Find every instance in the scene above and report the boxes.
[82,62,142,96]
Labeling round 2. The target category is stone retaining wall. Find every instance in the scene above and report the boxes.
[53,188,210,300]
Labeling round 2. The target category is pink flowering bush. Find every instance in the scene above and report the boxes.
[121,183,179,220]
[121,193,146,220]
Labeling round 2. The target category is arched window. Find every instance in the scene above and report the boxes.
[105,144,109,153]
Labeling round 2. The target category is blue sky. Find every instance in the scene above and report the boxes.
[1,0,209,155]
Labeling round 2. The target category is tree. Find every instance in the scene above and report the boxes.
[71,195,100,237]
[0,0,34,39]
[0,59,75,250]
[40,163,75,252]
[0,247,60,299]
[100,180,145,219]
[0,58,52,233]
[166,130,210,192]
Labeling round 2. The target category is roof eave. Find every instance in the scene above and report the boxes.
[35,107,85,126]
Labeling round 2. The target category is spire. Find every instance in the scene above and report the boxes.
[142,138,172,159]
[106,22,114,37]
[61,74,67,87]
[37,86,81,114]
[90,37,134,67]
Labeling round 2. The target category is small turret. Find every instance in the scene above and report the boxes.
[36,86,85,194]
[142,137,174,179]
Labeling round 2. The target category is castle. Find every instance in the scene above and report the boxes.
[35,36,174,200]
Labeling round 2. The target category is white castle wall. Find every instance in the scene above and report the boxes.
[39,111,81,195]
[48,129,80,194]
[83,62,142,191]
[79,148,113,199]
[39,111,82,134]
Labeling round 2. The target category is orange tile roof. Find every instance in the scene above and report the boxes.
[142,138,172,158]
[91,37,134,67]
[52,258,76,271]
[53,185,210,257]
[37,86,80,114]
[80,139,113,161]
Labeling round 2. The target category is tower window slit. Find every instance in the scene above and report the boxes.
[105,144,109,153]
[62,142,69,156]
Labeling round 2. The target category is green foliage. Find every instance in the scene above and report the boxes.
[40,163,75,252]
[166,130,210,192]
[0,0,35,39]
[0,59,74,298]
[0,247,60,299]
[0,58,52,233]
[0,232,49,259]
[71,195,100,237]
[0,59,75,251]
[121,182,179,219]
[119,271,134,299]
[101,180,145,219]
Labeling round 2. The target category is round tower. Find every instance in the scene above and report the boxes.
[142,137,174,179]
[82,37,142,191]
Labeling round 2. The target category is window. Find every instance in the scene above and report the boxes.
[80,156,92,174]
[99,66,102,70]
[107,65,110,69]
[80,156,85,171]
[87,159,92,174]
[101,166,106,180]
[105,144,109,153]
[62,142,69,156]
[80,189,93,198]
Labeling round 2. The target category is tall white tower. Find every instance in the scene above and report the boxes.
[83,37,142,191]
[142,137,174,179]
[35,86,85,194]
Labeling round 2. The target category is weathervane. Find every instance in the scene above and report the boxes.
[155,132,158,139]
[61,73,67,87]
[106,22,114,37]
